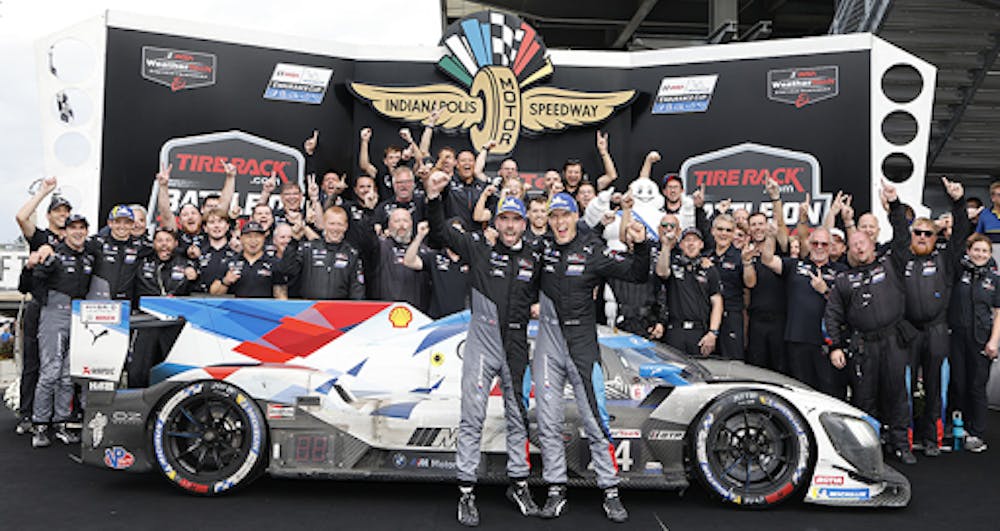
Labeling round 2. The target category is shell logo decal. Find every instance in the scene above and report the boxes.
[389,306,413,328]
[431,352,446,366]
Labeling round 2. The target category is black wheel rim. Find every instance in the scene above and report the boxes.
[708,405,798,496]
[164,395,251,478]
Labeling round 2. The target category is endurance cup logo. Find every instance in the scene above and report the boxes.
[350,11,635,155]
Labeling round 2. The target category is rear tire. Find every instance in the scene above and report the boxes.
[690,389,813,508]
[151,381,266,495]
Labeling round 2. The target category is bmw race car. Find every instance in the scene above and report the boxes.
[70,297,909,508]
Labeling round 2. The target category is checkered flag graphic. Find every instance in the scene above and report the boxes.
[489,12,524,67]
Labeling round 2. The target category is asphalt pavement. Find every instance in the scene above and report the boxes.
[1,407,996,531]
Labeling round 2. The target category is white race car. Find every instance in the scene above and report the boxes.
[70,297,909,508]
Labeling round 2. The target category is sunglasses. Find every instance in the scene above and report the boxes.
[660,222,677,228]
[809,241,830,247]
[912,229,935,237]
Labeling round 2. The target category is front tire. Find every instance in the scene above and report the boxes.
[691,389,813,508]
[151,381,266,495]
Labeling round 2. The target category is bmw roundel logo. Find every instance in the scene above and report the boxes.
[392,452,407,469]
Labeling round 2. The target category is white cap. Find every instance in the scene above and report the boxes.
[830,228,846,241]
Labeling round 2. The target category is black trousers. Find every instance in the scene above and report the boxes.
[786,341,846,400]
[849,333,910,451]
[949,326,992,438]
[746,314,786,373]
[18,299,41,420]
[126,321,184,388]
[665,323,706,357]
[909,323,949,445]
[718,310,744,360]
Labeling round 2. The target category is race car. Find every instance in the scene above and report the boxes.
[70,297,909,508]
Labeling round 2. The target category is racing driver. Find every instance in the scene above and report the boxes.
[424,171,541,526]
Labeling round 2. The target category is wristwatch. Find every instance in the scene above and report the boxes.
[709,329,720,336]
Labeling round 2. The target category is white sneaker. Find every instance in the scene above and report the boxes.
[965,436,988,453]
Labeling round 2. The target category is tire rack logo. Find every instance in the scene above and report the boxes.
[141,47,217,92]
[152,130,305,218]
[350,10,635,156]
[767,66,839,108]
[679,143,832,226]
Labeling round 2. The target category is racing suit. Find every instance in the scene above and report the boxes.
[85,234,149,303]
[536,231,649,488]
[891,197,969,447]
[32,242,94,425]
[279,238,365,300]
[824,230,910,452]
[426,197,539,485]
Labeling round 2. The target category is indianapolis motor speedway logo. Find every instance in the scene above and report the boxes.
[350,11,636,155]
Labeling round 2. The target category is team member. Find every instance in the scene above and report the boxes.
[949,233,1000,452]
[403,221,468,318]
[656,226,723,356]
[746,188,790,372]
[826,183,915,464]
[444,147,488,228]
[891,177,969,455]
[701,213,756,359]
[210,222,287,299]
[424,172,540,526]
[535,192,649,523]
[195,209,236,293]
[30,214,93,448]
[13,178,70,435]
[85,204,149,303]
[349,207,429,311]
[523,196,552,247]
[760,223,846,397]
[280,206,365,300]
[610,193,664,338]
[359,127,404,201]
[129,228,198,387]
[373,166,425,228]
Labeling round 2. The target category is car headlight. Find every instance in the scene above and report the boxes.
[820,412,883,478]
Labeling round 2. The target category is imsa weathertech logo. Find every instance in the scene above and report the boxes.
[350,11,635,156]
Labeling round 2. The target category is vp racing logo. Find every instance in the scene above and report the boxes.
[350,11,635,156]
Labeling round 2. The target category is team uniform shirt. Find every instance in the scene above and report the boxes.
[135,254,197,297]
[951,258,1000,344]
[444,174,487,229]
[178,230,207,257]
[780,257,847,345]
[195,242,234,293]
[707,245,745,312]
[222,254,286,298]
[85,234,150,301]
[279,238,365,300]
[663,254,723,325]
[373,196,426,227]
[421,251,470,318]
[33,242,95,300]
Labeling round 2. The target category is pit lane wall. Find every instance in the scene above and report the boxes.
[34,11,934,241]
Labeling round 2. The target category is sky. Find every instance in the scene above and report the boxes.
[0,0,443,243]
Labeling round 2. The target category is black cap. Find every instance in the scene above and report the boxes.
[241,221,266,234]
[65,214,89,227]
[680,227,703,240]
[47,195,72,212]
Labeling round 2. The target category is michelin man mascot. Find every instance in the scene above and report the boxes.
[584,151,670,326]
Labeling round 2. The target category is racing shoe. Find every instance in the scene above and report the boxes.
[602,487,629,523]
[539,485,567,519]
[457,488,479,527]
[506,480,539,516]
[53,423,81,445]
[923,439,941,457]
[894,447,917,465]
[32,425,50,449]
[965,436,988,453]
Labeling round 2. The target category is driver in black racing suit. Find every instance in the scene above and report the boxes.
[535,192,650,524]
[424,171,541,527]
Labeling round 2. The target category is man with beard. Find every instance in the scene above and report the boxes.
[891,177,969,456]
[350,207,429,311]
[14,177,71,435]
[156,161,235,260]
[534,193,649,523]
[210,222,287,299]
[374,166,426,227]
[423,172,540,525]
[403,221,468,319]
[29,214,93,448]
[562,131,618,196]
[128,228,198,387]
[825,183,915,465]
[661,174,698,230]
[281,206,365,301]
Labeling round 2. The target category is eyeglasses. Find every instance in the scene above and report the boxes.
[912,229,935,237]
[660,222,677,228]
[809,241,830,247]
